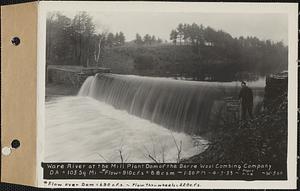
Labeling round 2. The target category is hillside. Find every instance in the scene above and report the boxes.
[101,44,287,81]
[46,13,288,82]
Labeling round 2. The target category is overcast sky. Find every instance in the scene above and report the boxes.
[62,11,288,45]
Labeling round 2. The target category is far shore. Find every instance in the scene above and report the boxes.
[46,83,80,101]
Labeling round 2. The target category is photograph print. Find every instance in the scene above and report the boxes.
[42,2,295,183]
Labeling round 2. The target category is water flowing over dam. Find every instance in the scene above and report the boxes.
[45,74,264,162]
[78,74,264,135]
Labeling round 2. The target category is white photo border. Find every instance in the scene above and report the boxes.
[37,1,298,189]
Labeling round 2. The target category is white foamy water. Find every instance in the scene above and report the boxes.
[45,96,208,163]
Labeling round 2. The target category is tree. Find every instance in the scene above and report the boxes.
[46,12,73,65]
[134,33,143,45]
[170,29,178,45]
[118,31,125,45]
[46,12,73,82]
[167,22,288,79]
[177,23,184,45]
[114,32,119,46]
[196,24,205,46]
[157,38,163,44]
[203,26,216,45]
[151,35,156,44]
[106,33,114,47]
[71,11,96,67]
[92,33,106,66]
[46,11,114,68]
[134,54,155,71]
[144,34,152,45]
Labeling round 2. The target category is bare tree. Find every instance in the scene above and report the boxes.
[171,133,183,163]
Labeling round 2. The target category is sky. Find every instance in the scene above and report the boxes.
[62,11,288,45]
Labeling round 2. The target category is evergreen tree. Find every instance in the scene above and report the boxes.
[134,33,143,45]
[170,29,178,45]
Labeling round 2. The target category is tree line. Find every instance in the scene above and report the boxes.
[46,12,165,68]
[106,32,125,47]
[46,12,288,81]
[165,23,287,79]
[134,33,163,46]
[46,11,126,67]
[170,23,287,52]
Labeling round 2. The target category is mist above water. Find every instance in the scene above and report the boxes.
[45,97,207,162]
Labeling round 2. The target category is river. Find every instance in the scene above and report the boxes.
[45,74,264,162]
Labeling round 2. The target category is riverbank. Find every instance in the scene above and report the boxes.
[183,90,287,165]
[46,83,80,101]
[183,72,288,164]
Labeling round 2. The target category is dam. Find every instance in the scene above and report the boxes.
[78,74,264,134]
[45,73,265,163]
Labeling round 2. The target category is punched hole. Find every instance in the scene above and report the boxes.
[11,139,20,149]
[2,147,11,156]
[11,37,20,46]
